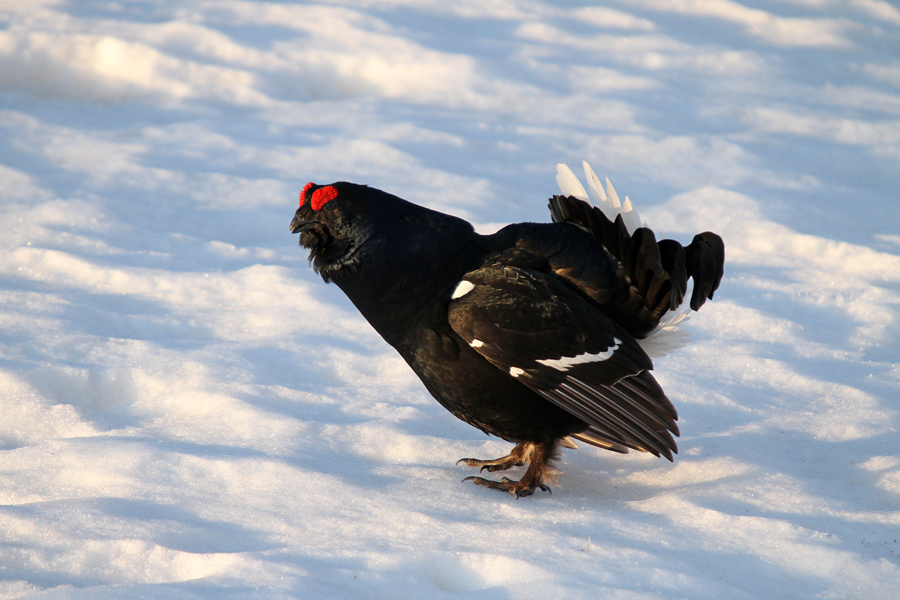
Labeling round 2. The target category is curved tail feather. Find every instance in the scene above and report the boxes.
[551,162,724,335]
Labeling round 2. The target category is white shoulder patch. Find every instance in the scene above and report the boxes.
[536,338,621,371]
[451,280,475,299]
[509,367,525,377]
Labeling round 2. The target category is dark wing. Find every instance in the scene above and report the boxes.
[448,265,679,460]
[549,194,724,316]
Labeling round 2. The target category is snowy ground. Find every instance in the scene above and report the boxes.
[1,0,899,598]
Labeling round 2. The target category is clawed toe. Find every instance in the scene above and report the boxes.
[462,475,549,498]
[456,456,524,472]
[457,459,519,473]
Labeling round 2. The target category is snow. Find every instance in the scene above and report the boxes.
[1,0,899,597]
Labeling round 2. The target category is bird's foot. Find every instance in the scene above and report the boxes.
[457,441,559,498]
[462,475,551,498]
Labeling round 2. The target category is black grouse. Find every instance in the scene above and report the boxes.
[290,162,724,497]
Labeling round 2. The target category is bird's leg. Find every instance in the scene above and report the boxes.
[460,440,559,498]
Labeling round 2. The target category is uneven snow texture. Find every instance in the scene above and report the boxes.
[1,1,899,598]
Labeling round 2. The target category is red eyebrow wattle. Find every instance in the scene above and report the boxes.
[299,182,316,207]
[311,186,338,211]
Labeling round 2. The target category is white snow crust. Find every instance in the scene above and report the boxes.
[1,1,899,598]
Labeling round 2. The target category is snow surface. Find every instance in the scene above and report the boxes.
[2,0,899,598]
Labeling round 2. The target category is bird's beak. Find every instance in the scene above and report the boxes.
[290,214,304,234]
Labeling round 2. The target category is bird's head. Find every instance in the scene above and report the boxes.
[290,180,476,287]
[289,181,377,282]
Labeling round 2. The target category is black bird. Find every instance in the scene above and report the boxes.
[290,162,724,497]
